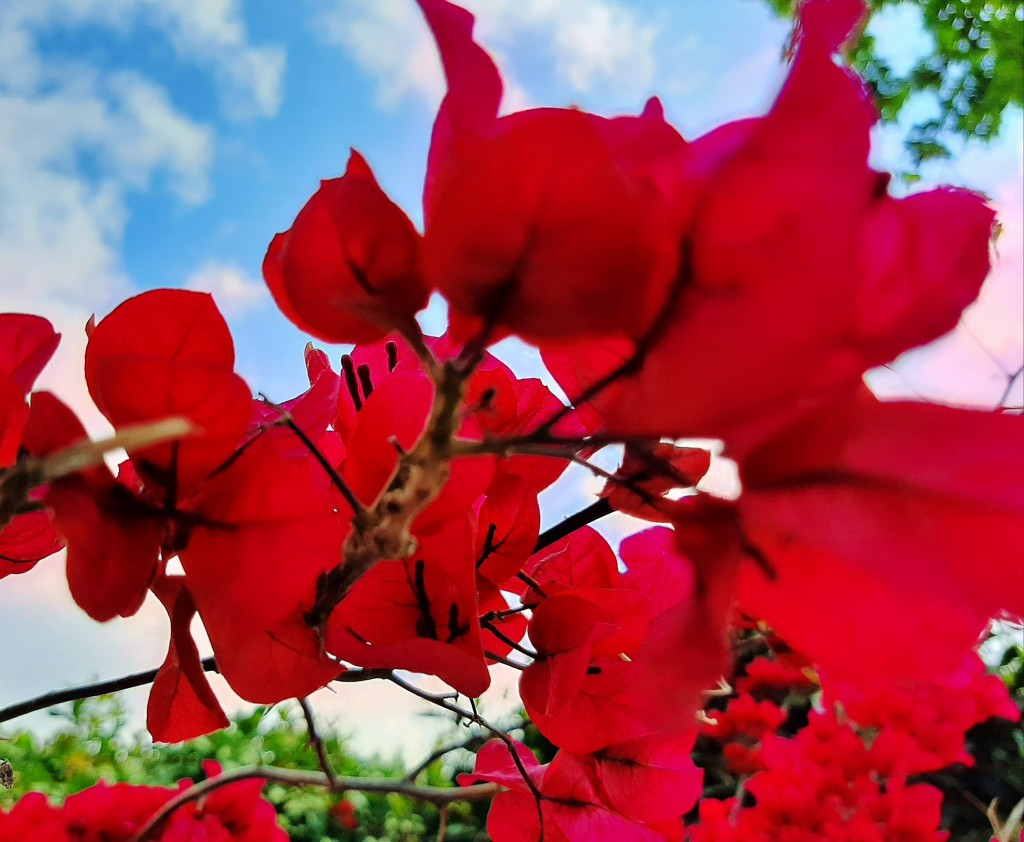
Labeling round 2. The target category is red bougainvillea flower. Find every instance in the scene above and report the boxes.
[326,513,491,696]
[27,394,341,716]
[673,388,1024,683]
[25,291,342,730]
[148,575,229,743]
[55,761,286,840]
[461,737,701,842]
[823,651,1020,776]
[264,149,427,344]
[689,711,951,842]
[520,527,730,754]
[24,391,166,621]
[0,791,68,841]
[328,331,579,493]
[539,0,996,457]
[0,313,63,578]
[415,0,687,344]
[84,289,252,498]
[176,429,344,704]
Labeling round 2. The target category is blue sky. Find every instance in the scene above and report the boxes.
[1,0,1021,759]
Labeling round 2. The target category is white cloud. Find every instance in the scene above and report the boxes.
[184,260,267,316]
[2,0,284,121]
[315,0,657,114]
[473,0,657,98]
[316,0,447,111]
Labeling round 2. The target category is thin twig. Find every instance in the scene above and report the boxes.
[405,733,490,782]
[128,765,500,841]
[533,498,613,554]
[0,658,219,725]
[298,697,337,786]
[257,393,365,516]
[387,674,545,818]
[0,662,386,726]
[482,622,537,659]
[483,650,528,670]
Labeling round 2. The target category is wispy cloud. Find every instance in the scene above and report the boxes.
[2,0,285,120]
[314,0,659,114]
[184,260,267,316]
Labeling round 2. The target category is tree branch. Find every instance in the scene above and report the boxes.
[533,498,613,553]
[0,658,220,725]
[129,765,500,842]
[298,696,337,786]
[0,662,388,726]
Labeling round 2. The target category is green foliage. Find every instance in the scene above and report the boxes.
[0,698,488,841]
[763,0,1024,163]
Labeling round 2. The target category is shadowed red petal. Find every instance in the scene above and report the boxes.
[148,576,229,743]
[736,395,1024,680]
[0,313,60,393]
[0,511,63,578]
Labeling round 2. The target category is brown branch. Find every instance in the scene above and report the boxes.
[405,733,490,783]
[533,498,613,553]
[306,359,469,632]
[0,662,387,726]
[128,765,501,841]
[298,697,337,787]
[0,658,219,725]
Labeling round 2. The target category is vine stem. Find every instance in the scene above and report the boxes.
[0,663,387,726]
[128,765,500,841]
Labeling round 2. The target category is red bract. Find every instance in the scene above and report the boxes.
[325,514,490,696]
[331,332,576,492]
[602,444,712,523]
[84,289,252,496]
[180,431,343,703]
[674,388,1024,683]
[149,576,229,743]
[462,739,691,842]
[522,528,729,754]
[0,313,58,468]
[0,508,63,578]
[340,370,494,525]
[590,731,703,827]
[0,792,67,842]
[475,474,540,586]
[0,313,63,578]
[536,0,995,457]
[25,391,165,620]
[415,0,687,344]
[264,150,427,344]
